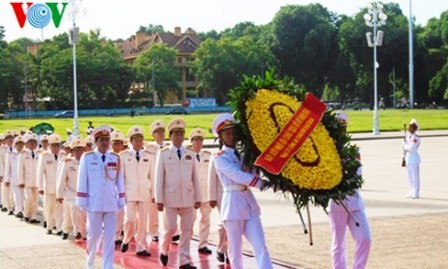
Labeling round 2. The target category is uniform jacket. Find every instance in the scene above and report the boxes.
[213,146,263,221]
[187,146,212,203]
[56,157,79,200]
[207,155,224,205]
[76,150,125,212]
[0,145,13,179]
[17,149,39,187]
[120,148,153,202]
[154,145,202,208]
[404,133,421,165]
[37,151,66,194]
[4,150,21,185]
[146,142,169,199]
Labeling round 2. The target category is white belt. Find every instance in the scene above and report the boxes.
[224,185,249,192]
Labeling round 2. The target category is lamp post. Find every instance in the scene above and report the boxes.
[364,2,387,135]
[68,0,80,135]
[408,0,414,108]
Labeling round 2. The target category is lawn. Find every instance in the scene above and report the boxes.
[0,109,447,139]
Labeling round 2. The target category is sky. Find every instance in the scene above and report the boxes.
[0,0,447,42]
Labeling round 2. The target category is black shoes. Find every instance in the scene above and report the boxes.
[56,231,63,236]
[29,219,40,224]
[172,234,180,242]
[136,250,151,257]
[160,253,168,266]
[15,212,23,219]
[46,230,52,235]
[179,264,197,269]
[217,251,225,262]
[23,217,30,222]
[75,232,82,240]
[8,211,14,215]
[1,208,7,212]
[152,236,159,242]
[62,233,68,240]
[43,221,47,229]
[121,243,129,253]
[198,247,212,255]
[115,239,123,245]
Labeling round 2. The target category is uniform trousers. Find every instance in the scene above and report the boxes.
[161,207,194,265]
[63,199,86,236]
[216,204,228,254]
[1,183,13,211]
[44,194,63,231]
[406,164,420,198]
[24,187,39,219]
[224,214,273,269]
[329,209,371,269]
[123,201,149,252]
[148,200,159,238]
[86,211,117,269]
[193,202,212,248]
[12,185,24,214]
[115,209,124,241]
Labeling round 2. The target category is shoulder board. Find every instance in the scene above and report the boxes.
[186,145,193,149]
[84,151,94,156]
[63,157,73,162]
[185,147,195,152]
[41,151,51,156]
[160,147,169,152]
[146,144,157,149]
[110,152,119,157]
[202,150,212,155]
[119,149,130,155]
[143,149,155,155]
[215,150,225,156]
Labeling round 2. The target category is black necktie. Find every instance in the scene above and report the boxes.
[54,154,58,161]
[177,149,181,159]
[196,154,200,162]
[9,147,12,152]
[136,151,140,162]
[234,150,241,161]
[31,151,35,159]
[101,155,106,162]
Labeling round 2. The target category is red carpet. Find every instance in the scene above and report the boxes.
[73,237,296,269]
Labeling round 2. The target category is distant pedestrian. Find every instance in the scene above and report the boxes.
[86,122,94,136]
[403,119,421,199]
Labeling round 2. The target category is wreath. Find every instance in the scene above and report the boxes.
[228,72,363,212]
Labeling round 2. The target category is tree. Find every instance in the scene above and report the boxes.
[271,4,338,96]
[192,36,275,104]
[134,43,180,107]
[0,26,5,48]
[137,24,165,35]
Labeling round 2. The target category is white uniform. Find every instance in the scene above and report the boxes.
[56,156,86,237]
[146,142,168,239]
[5,149,24,214]
[76,150,125,269]
[328,190,371,269]
[120,148,153,252]
[404,133,421,198]
[207,154,228,256]
[17,149,39,220]
[155,145,202,265]
[192,148,213,249]
[0,145,14,212]
[213,146,273,269]
[37,151,65,232]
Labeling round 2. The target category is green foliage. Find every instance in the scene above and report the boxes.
[134,43,180,107]
[137,24,165,35]
[228,71,362,210]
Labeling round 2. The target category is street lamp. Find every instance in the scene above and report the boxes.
[364,2,387,135]
[68,0,82,135]
[408,0,414,108]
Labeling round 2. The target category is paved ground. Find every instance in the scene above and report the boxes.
[1,130,447,268]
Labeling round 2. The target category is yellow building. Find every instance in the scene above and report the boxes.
[116,27,201,102]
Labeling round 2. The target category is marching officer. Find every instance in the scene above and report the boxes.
[84,136,95,152]
[0,130,15,214]
[37,133,65,235]
[155,118,202,269]
[0,133,3,210]
[110,130,126,244]
[212,113,273,269]
[188,128,213,255]
[56,136,87,241]
[39,134,49,151]
[145,120,167,242]
[328,112,371,269]
[120,126,153,257]
[403,119,421,199]
[17,133,40,223]
[76,125,125,269]
[5,135,26,219]
[207,153,229,263]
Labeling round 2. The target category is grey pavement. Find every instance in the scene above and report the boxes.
[1,130,447,268]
